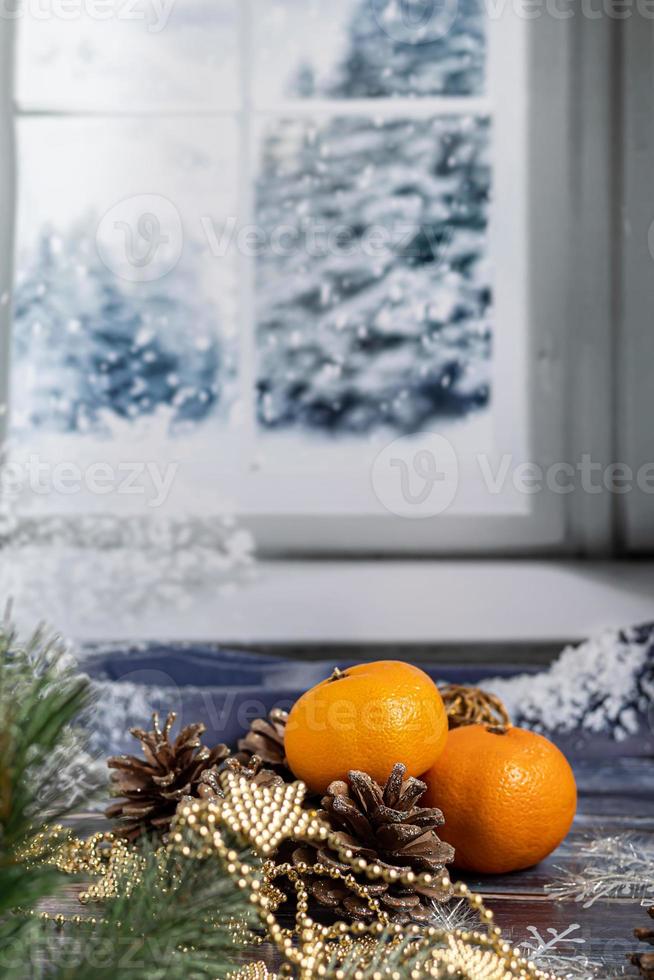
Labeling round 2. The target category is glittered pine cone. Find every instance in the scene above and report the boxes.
[630,906,654,977]
[235,708,291,775]
[197,755,285,799]
[290,762,454,923]
[106,711,230,841]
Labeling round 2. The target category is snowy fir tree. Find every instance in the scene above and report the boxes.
[328,0,485,98]
[12,228,227,434]
[255,0,491,434]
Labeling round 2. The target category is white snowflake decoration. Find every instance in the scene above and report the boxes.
[521,923,602,979]
[546,833,654,908]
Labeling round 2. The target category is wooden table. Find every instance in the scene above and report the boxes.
[46,752,652,978]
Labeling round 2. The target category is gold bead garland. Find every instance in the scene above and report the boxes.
[170,768,557,979]
[228,965,278,980]
[25,768,561,979]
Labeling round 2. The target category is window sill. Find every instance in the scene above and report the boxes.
[9,557,654,646]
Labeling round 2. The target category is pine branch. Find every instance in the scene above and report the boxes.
[0,618,259,979]
[0,912,45,980]
[326,929,436,979]
[0,620,92,849]
[46,841,259,980]
[0,617,93,977]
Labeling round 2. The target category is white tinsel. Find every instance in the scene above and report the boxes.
[425,897,482,934]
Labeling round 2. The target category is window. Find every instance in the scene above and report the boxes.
[1,2,611,555]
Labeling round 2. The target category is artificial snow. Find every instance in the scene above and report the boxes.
[482,625,654,738]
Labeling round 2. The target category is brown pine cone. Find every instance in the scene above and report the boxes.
[198,755,285,798]
[106,711,230,840]
[630,906,654,977]
[289,762,454,924]
[235,708,290,773]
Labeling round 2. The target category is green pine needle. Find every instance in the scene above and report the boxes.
[0,616,94,977]
[47,840,260,980]
[0,616,260,979]
[0,619,92,850]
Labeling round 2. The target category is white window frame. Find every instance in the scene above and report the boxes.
[0,8,643,559]
[0,20,14,451]
[233,5,619,556]
[620,11,654,553]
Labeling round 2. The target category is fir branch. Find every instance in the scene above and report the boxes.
[47,841,259,980]
[0,617,93,976]
[326,929,437,979]
[0,620,92,848]
[0,912,45,980]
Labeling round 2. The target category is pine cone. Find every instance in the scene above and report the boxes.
[198,755,285,798]
[289,762,454,923]
[106,711,230,841]
[235,708,290,774]
[630,906,654,977]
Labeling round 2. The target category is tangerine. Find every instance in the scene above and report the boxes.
[284,661,448,793]
[423,724,577,874]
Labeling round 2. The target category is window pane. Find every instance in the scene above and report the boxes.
[13,118,238,447]
[252,0,486,102]
[16,0,237,110]
[255,115,491,437]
